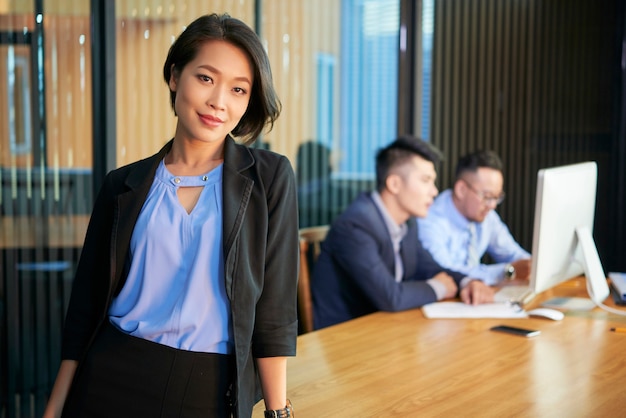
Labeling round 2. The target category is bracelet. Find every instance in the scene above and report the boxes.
[264,399,293,418]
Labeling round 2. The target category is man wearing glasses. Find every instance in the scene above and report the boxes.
[417,150,531,286]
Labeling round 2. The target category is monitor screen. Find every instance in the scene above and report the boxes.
[529,161,609,303]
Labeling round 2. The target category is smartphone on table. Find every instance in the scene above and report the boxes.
[490,325,540,337]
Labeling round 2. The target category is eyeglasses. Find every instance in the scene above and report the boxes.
[461,179,506,206]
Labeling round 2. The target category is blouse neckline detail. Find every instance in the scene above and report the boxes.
[156,159,223,187]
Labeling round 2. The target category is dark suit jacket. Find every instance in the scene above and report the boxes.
[61,137,299,417]
[312,192,464,329]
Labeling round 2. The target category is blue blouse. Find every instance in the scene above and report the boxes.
[108,159,232,354]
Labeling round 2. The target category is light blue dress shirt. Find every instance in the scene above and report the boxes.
[417,189,530,285]
[109,159,233,354]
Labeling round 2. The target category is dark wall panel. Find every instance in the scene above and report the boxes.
[430,0,625,271]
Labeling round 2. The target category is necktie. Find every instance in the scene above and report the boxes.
[394,241,404,283]
[467,223,479,266]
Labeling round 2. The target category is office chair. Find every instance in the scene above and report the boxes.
[297,225,329,334]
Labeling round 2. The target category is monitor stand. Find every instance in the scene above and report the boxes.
[576,226,610,305]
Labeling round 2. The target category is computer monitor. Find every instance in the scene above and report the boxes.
[529,161,610,304]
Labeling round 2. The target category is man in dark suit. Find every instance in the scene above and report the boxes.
[312,135,494,329]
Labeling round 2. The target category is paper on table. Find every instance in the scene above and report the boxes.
[422,302,529,319]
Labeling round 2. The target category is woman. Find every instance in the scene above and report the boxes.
[44,13,298,418]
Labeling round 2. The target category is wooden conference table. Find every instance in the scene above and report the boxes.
[253,277,626,417]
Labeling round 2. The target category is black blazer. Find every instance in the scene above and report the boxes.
[61,137,299,417]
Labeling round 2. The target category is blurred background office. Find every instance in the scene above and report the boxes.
[1,0,625,416]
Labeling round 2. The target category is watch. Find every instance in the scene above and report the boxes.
[505,264,516,280]
[264,400,293,418]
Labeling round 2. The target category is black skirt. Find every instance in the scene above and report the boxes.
[62,321,235,418]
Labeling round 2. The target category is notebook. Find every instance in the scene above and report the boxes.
[422,301,528,319]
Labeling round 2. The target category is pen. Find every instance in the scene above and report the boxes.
[610,327,626,333]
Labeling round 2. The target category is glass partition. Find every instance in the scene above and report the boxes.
[1,1,91,416]
[1,1,402,415]
[261,0,400,227]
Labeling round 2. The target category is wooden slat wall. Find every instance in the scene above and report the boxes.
[0,14,92,170]
[430,0,620,260]
[45,15,93,169]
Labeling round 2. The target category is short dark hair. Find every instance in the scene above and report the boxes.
[163,13,281,145]
[375,135,443,192]
[455,150,503,180]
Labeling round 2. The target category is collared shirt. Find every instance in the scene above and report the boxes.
[371,191,407,282]
[108,159,233,354]
[371,191,447,298]
[417,189,531,285]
